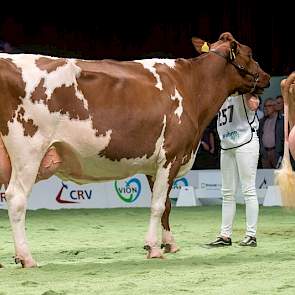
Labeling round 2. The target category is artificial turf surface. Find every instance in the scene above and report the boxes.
[1,206,295,294]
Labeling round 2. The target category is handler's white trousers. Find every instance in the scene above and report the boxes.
[220,134,259,238]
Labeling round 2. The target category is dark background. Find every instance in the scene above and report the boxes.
[0,1,293,75]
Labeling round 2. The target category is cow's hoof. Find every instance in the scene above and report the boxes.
[144,245,164,259]
[162,243,180,253]
[14,256,38,268]
[23,259,38,268]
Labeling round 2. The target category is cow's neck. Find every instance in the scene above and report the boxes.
[190,54,235,133]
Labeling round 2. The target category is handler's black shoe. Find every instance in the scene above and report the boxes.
[239,236,257,247]
[207,236,232,247]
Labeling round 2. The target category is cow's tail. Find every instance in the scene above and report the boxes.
[275,75,295,207]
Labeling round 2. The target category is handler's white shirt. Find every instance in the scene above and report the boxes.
[217,94,259,149]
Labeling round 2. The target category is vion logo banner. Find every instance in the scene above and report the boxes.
[114,177,141,203]
[56,182,93,204]
[173,177,189,189]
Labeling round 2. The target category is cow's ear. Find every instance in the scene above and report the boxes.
[229,40,238,61]
[192,37,211,54]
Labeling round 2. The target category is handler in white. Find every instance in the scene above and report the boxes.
[209,93,260,247]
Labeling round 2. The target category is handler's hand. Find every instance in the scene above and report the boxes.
[246,93,259,111]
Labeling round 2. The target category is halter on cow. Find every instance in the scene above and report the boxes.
[210,46,260,93]
[0,32,269,268]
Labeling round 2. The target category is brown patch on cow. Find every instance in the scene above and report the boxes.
[31,78,47,102]
[75,60,166,160]
[48,84,89,120]
[0,58,26,136]
[30,58,89,122]
[22,119,38,137]
[19,107,25,116]
[35,57,67,73]
[16,107,38,137]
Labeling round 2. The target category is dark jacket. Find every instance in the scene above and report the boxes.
[258,113,284,166]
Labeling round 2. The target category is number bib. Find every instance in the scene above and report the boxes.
[217,94,258,149]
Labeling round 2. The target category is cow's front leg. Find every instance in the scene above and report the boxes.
[161,198,180,253]
[5,164,40,268]
[145,160,180,259]
[146,176,180,255]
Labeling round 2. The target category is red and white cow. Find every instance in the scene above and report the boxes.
[0,32,269,268]
[275,72,295,206]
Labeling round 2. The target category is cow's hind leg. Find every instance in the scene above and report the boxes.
[0,138,11,268]
[145,160,181,259]
[5,152,43,268]
[146,176,179,254]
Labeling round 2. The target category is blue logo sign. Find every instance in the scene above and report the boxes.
[173,177,189,189]
[114,177,141,203]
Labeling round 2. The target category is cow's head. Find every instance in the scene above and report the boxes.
[192,32,270,95]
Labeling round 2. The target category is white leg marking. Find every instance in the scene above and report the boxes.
[145,162,171,252]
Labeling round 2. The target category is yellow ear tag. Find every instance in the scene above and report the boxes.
[201,42,209,53]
